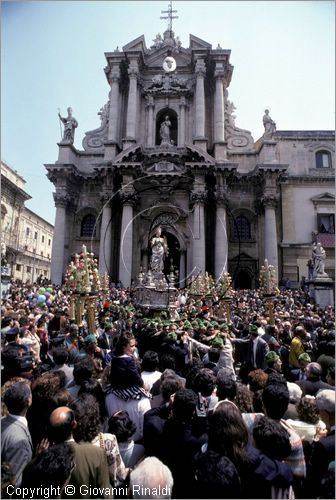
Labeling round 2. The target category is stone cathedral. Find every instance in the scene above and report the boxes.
[46,12,335,288]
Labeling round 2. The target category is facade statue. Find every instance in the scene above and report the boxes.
[1,240,7,266]
[152,33,163,49]
[150,226,168,273]
[160,115,171,144]
[262,109,276,139]
[58,107,78,144]
[312,242,328,278]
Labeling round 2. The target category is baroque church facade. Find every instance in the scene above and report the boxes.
[46,24,335,288]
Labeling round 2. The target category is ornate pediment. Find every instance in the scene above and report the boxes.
[310,192,335,205]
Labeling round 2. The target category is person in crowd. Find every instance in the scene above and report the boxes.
[289,326,307,368]
[70,394,128,486]
[283,381,302,420]
[264,350,282,374]
[193,450,242,499]
[47,406,112,498]
[297,362,334,396]
[21,443,76,498]
[158,388,207,498]
[247,369,268,413]
[1,381,33,486]
[49,347,74,388]
[317,341,335,381]
[107,410,145,468]
[307,390,335,498]
[129,456,173,499]
[290,352,311,382]
[232,324,269,383]
[207,400,293,499]
[105,331,151,442]
[141,350,162,392]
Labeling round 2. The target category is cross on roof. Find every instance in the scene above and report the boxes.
[160,1,178,33]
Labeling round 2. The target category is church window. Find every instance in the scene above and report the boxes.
[317,214,335,234]
[81,214,96,237]
[233,215,251,240]
[1,204,7,221]
[316,150,332,168]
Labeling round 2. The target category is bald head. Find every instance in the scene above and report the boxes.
[49,407,75,444]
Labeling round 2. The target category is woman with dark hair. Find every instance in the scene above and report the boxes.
[248,369,268,413]
[207,400,294,499]
[105,332,151,442]
[70,394,128,486]
[108,410,145,467]
[78,378,107,428]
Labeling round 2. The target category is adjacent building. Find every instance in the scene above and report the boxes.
[1,160,54,284]
[45,21,335,288]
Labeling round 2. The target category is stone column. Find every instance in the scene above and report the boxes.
[194,59,207,150]
[50,193,68,285]
[178,97,187,146]
[146,96,155,147]
[179,250,186,288]
[263,195,278,282]
[105,67,120,160]
[214,64,226,160]
[118,191,136,287]
[99,196,112,275]
[215,191,228,279]
[191,191,206,274]
[123,64,138,149]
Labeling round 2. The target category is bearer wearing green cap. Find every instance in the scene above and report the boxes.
[289,352,311,382]
[264,351,282,374]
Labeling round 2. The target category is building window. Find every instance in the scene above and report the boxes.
[27,266,31,273]
[41,251,43,257]
[26,227,30,236]
[34,231,38,239]
[318,214,335,234]
[47,253,50,259]
[316,151,332,168]
[16,264,21,271]
[81,214,96,237]
[233,215,251,240]
[48,239,51,246]
[42,235,45,243]
[24,245,28,251]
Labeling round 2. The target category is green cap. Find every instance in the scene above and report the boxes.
[211,337,224,348]
[298,352,311,363]
[249,324,258,335]
[167,332,177,342]
[265,351,280,364]
[84,334,97,345]
[219,323,229,330]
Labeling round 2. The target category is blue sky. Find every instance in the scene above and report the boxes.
[1,0,334,225]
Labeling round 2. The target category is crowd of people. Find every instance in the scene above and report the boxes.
[1,281,335,499]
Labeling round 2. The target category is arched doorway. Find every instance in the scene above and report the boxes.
[155,108,178,146]
[234,269,252,290]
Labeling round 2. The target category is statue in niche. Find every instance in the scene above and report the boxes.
[262,109,276,139]
[150,226,169,273]
[58,107,78,144]
[312,242,328,278]
[160,115,171,144]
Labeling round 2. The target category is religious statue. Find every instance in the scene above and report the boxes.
[58,107,78,144]
[152,33,163,49]
[262,109,276,139]
[150,226,169,273]
[160,115,171,144]
[312,242,328,278]
[1,240,7,266]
